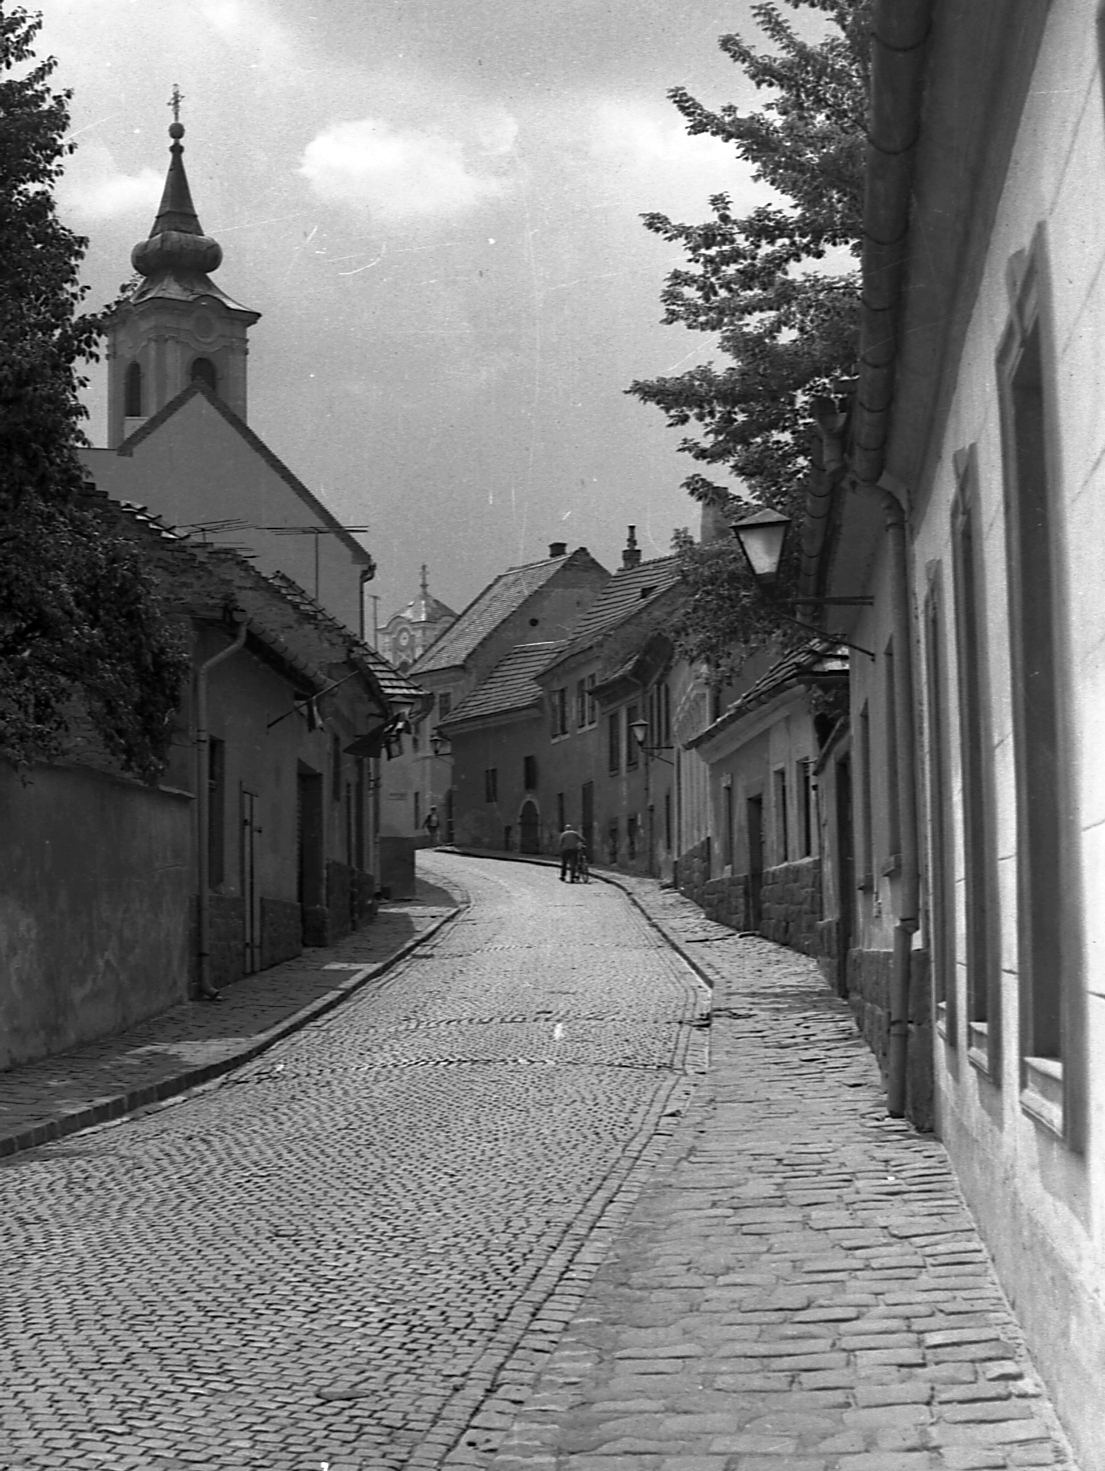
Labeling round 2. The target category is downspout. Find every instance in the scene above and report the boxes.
[195,610,248,999]
[852,0,932,1116]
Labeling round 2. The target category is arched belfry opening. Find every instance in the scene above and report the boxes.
[190,357,217,393]
[124,362,142,418]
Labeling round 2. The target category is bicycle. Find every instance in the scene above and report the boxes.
[574,847,590,883]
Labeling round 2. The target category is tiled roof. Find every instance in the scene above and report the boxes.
[442,643,565,726]
[410,551,593,675]
[105,496,423,709]
[545,555,682,669]
[687,639,849,750]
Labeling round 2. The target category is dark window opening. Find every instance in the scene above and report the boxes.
[773,767,789,863]
[191,357,217,392]
[608,711,620,774]
[797,760,813,858]
[523,754,537,790]
[924,575,956,1046]
[625,702,639,769]
[485,768,498,803]
[125,361,142,417]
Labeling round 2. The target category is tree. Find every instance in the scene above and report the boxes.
[629,0,869,515]
[0,7,187,778]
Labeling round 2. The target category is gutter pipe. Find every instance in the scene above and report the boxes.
[850,0,932,1116]
[195,611,248,999]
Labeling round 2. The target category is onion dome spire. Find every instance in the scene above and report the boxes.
[130,86,226,290]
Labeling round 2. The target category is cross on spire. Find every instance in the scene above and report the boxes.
[169,84,184,124]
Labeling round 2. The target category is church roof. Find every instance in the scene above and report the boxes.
[442,643,565,727]
[410,549,597,675]
[109,379,373,569]
[128,117,257,318]
[389,567,457,628]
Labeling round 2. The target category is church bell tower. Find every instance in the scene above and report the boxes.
[106,90,261,447]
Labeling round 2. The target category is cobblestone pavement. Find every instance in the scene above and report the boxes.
[470,864,1080,1471]
[0,879,459,1157]
[0,854,708,1471]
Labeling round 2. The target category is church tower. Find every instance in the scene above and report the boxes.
[105,94,260,447]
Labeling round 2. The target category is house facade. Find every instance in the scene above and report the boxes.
[801,4,1105,1461]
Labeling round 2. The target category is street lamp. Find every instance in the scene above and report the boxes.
[430,728,451,757]
[731,507,792,588]
[730,505,875,658]
[629,718,673,766]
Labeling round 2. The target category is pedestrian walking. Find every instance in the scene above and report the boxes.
[558,823,582,882]
[423,805,441,846]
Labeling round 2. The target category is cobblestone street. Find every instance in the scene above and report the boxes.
[0,853,1080,1471]
[0,855,707,1471]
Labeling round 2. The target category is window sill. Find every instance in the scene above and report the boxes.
[1021,1056,1064,1139]
[882,853,902,878]
[856,874,874,892]
[936,1000,948,1042]
[967,1020,994,1079]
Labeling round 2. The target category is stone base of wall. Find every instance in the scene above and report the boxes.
[302,904,329,948]
[846,944,933,1130]
[676,837,712,908]
[700,873,752,931]
[759,857,822,954]
[261,897,302,971]
[326,860,353,944]
[817,917,843,996]
[302,864,377,947]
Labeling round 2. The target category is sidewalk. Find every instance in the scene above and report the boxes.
[444,862,1080,1471]
[0,874,463,1159]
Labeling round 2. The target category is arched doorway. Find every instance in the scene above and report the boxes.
[519,799,540,854]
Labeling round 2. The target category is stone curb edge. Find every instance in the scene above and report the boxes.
[448,846,718,997]
[0,896,468,1163]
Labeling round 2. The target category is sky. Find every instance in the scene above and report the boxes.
[43,0,780,628]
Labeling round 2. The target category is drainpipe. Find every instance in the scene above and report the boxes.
[195,610,248,999]
[847,0,931,1116]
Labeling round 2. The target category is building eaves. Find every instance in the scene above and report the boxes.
[686,640,848,751]
[541,559,683,675]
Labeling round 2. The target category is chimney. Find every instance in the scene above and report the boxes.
[548,541,568,558]
[621,525,641,569]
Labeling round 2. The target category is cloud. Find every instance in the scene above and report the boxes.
[58,142,163,223]
[584,98,768,216]
[300,117,511,222]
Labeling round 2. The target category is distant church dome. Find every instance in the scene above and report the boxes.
[381,566,457,670]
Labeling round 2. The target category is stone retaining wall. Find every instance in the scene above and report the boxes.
[261,897,302,971]
[759,857,822,955]
[846,943,933,1131]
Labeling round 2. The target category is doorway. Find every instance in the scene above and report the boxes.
[240,787,262,973]
[519,799,540,854]
[297,768,324,942]
[836,755,854,999]
[747,793,764,929]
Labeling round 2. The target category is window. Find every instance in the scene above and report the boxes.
[722,782,733,868]
[556,791,566,831]
[575,679,587,729]
[797,760,813,858]
[923,570,955,1046]
[608,711,620,773]
[438,691,452,721]
[523,754,537,790]
[355,759,366,870]
[627,814,638,861]
[773,767,789,863]
[124,361,142,418]
[998,247,1083,1143]
[552,687,568,737]
[625,702,639,769]
[414,790,421,830]
[586,673,597,725]
[606,818,619,865]
[662,683,672,747]
[664,792,672,852]
[191,357,217,392]
[951,449,1001,1072]
[207,737,225,888]
[332,733,342,803]
[484,768,498,803]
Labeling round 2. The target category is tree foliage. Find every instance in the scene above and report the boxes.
[0,7,187,779]
[629,0,869,513]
